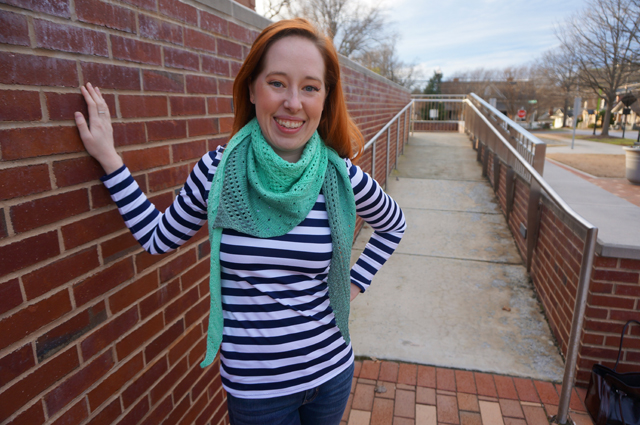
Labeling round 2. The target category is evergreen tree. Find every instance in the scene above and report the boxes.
[423,71,442,94]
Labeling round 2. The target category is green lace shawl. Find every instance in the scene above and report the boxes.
[200,118,356,368]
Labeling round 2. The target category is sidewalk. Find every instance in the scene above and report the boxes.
[341,360,594,425]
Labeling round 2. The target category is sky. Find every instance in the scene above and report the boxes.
[255,0,586,84]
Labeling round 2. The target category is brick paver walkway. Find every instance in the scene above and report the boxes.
[341,360,594,425]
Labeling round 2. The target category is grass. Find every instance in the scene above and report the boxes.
[574,135,636,146]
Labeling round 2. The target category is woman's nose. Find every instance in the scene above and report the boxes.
[284,89,301,111]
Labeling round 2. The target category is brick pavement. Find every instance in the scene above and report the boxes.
[341,360,594,425]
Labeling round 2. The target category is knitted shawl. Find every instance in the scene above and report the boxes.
[200,118,356,368]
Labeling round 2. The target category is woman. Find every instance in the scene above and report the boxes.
[75,18,405,425]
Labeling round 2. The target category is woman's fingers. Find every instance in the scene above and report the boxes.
[74,112,95,149]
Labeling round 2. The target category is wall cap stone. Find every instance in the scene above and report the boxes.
[191,0,410,94]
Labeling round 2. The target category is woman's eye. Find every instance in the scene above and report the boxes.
[303,86,320,92]
[269,81,284,88]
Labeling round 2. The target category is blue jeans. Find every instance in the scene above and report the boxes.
[226,362,354,425]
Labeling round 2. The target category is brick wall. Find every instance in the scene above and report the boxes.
[476,142,640,387]
[0,0,410,424]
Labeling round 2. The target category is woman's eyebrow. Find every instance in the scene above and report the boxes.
[265,71,323,83]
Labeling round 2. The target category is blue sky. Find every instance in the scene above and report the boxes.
[256,0,586,82]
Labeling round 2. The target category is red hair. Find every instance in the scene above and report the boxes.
[231,18,364,159]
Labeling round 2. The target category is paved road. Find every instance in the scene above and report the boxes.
[349,132,565,381]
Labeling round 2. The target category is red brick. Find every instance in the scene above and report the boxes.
[35,302,107,362]
[0,89,41,121]
[170,96,206,116]
[620,258,640,270]
[62,209,125,250]
[23,247,99,300]
[218,38,243,59]
[0,278,23,315]
[8,400,46,425]
[0,208,6,239]
[85,399,121,425]
[0,231,60,278]
[533,380,559,405]
[145,319,185,362]
[120,95,168,118]
[122,146,172,172]
[187,338,206,367]
[231,60,242,77]
[0,165,50,201]
[594,256,618,268]
[111,35,162,65]
[181,259,209,289]
[139,14,183,44]
[45,350,114,415]
[141,396,173,425]
[173,360,205,402]
[185,297,209,329]
[199,11,227,35]
[352,382,375,410]
[455,370,476,394]
[474,372,497,397]
[0,126,83,160]
[0,348,79,423]
[135,249,166,274]
[188,117,218,137]
[207,96,233,114]
[164,394,190,425]
[164,46,199,71]
[120,0,155,12]
[494,375,518,399]
[219,116,233,132]
[0,344,35,387]
[101,233,138,265]
[436,367,456,391]
[122,358,168,408]
[360,360,380,380]
[417,365,435,388]
[513,377,540,402]
[218,78,233,96]
[589,294,635,309]
[81,62,140,91]
[116,313,165,359]
[0,10,29,46]
[185,28,217,53]
[52,157,103,188]
[114,398,149,425]
[377,361,398,383]
[1,0,69,17]
[169,325,202,366]
[109,271,158,314]
[11,189,90,233]
[143,69,184,93]
[76,0,135,33]
[148,165,190,192]
[46,92,116,122]
[91,184,113,210]
[435,394,458,423]
[228,21,252,43]
[72,257,134,306]
[396,363,416,386]
[165,287,199,325]
[113,122,146,147]
[35,19,108,56]
[51,399,88,425]
[0,291,71,348]
[186,75,218,94]
[0,51,78,87]
[592,269,639,284]
[146,120,187,141]
[202,56,229,76]
[151,357,188,404]
[159,0,198,25]
[178,392,208,425]
[81,307,139,359]
[615,284,640,297]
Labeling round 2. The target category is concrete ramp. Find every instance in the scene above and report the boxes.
[349,132,565,381]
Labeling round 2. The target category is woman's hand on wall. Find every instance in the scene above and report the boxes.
[75,83,123,174]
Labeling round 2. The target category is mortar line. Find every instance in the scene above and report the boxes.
[399,206,502,215]
[352,249,523,266]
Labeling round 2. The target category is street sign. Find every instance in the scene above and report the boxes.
[517,109,526,119]
[528,100,537,104]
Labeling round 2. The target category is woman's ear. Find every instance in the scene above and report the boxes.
[249,83,255,104]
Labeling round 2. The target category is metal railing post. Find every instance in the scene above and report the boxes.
[395,115,400,170]
[554,228,598,424]
[386,127,390,186]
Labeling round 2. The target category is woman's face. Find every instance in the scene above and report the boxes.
[250,36,327,163]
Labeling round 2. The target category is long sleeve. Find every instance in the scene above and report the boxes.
[100,148,224,254]
[347,159,406,291]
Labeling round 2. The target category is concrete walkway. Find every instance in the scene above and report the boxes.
[349,132,565,382]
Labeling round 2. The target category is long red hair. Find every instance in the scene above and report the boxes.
[231,18,364,159]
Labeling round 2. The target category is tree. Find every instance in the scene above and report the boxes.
[557,0,640,136]
[534,47,580,127]
[353,35,419,89]
[423,71,442,94]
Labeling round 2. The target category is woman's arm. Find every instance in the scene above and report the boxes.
[347,159,406,294]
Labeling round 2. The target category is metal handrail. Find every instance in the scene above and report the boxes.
[364,102,413,150]
[463,98,598,425]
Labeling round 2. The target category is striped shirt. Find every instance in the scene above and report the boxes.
[102,146,406,399]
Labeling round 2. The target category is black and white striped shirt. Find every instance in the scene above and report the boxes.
[102,146,406,399]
